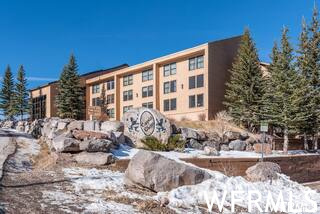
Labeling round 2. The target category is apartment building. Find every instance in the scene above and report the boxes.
[30,64,128,120]
[86,36,242,121]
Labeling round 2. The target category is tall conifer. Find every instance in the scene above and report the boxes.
[224,28,265,131]
[56,54,84,119]
[0,65,15,119]
[13,65,29,120]
[263,28,306,154]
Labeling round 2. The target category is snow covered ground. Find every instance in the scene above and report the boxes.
[111,144,315,160]
[42,167,154,213]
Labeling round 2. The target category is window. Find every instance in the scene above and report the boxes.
[189,55,204,70]
[163,62,176,76]
[142,102,153,109]
[189,95,196,108]
[164,80,176,94]
[31,95,46,120]
[106,80,115,90]
[163,98,177,111]
[107,108,115,118]
[197,94,204,107]
[197,74,204,87]
[123,105,133,113]
[123,90,133,101]
[92,84,100,94]
[123,74,133,86]
[92,97,100,106]
[189,76,196,89]
[189,58,196,70]
[107,94,114,104]
[189,94,204,108]
[189,74,204,89]
[142,85,153,98]
[142,69,153,81]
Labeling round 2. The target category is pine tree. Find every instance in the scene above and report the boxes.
[99,83,108,121]
[0,65,15,119]
[224,28,265,132]
[13,65,29,120]
[263,28,307,154]
[301,5,320,150]
[56,54,84,119]
[296,17,318,150]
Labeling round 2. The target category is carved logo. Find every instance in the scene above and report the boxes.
[140,111,155,136]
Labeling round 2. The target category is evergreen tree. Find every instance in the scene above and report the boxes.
[56,54,84,119]
[0,65,15,119]
[296,17,318,150]
[13,65,29,120]
[263,28,307,154]
[99,83,108,121]
[224,28,265,131]
[300,5,320,150]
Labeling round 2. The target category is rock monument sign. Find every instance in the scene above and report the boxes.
[122,107,172,147]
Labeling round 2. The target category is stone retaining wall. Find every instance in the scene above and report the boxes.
[115,154,320,183]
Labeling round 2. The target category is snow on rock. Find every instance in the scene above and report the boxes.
[156,171,320,213]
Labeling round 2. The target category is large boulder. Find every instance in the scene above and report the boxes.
[187,139,204,150]
[180,128,207,141]
[28,119,43,138]
[15,121,26,132]
[223,131,241,143]
[83,120,100,131]
[124,150,212,192]
[52,134,80,152]
[81,139,117,152]
[67,120,84,131]
[203,146,219,156]
[229,139,246,151]
[2,121,15,129]
[72,130,111,141]
[101,121,124,133]
[246,162,281,182]
[122,108,172,147]
[74,152,115,165]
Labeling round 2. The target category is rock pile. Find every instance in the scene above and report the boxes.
[176,127,260,153]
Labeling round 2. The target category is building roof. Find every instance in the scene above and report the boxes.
[29,63,129,91]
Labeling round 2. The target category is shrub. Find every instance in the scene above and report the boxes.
[167,134,186,151]
[141,135,186,152]
[198,113,206,121]
[141,136,167,151]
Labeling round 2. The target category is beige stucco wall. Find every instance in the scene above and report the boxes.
[87,44,210,121]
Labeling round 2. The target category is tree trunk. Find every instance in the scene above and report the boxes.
[314,134,318,151]
[283,127,289,154]
[304,132,308,150]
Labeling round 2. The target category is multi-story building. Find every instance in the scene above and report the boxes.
[86,36,242,121]
[30,36,248,121]
[30,64,128,120]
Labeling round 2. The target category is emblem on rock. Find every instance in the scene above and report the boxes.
[140,111,155,136]
[122,107,172,147]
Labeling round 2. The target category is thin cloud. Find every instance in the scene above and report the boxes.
[26,77,57,82]
[0,76,57,82]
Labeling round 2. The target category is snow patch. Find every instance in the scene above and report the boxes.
[157,171,320,213]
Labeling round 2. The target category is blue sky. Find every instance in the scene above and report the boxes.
[0,0,317,88]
